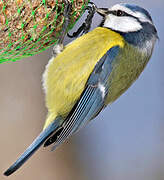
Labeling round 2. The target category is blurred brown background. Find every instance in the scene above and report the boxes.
[0,0,164,180]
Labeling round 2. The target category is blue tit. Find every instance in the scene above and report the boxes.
[4,3,158,176]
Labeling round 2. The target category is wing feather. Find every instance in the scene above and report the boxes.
[44,46,120,150]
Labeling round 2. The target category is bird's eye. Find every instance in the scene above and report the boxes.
[116,10,124,16]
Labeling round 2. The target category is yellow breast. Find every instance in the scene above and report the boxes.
[43,27,124,127]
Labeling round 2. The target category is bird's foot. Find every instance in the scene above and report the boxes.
[67,2,96,38]
[52,0,72,57]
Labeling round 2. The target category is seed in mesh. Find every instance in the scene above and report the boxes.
[0,0,89,62]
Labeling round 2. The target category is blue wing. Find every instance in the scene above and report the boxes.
[45,46,120,150]
[4,46,120,176]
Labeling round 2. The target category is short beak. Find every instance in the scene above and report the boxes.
[95,7,109,16]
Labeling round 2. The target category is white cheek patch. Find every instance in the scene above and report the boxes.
[104,15,142,32]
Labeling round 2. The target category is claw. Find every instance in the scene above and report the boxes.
[58,0,72,44]
[67,2,96,38]
[52,0,72,57]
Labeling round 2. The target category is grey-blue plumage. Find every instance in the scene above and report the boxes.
[4,3,158,177]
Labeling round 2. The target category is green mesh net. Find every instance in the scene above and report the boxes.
[0,0,89,63]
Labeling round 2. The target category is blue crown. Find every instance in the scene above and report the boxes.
[123,4,153,22]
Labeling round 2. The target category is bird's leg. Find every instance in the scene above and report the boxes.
[67,2,96,38]
[52,0,72,57]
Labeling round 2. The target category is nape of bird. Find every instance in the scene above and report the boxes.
[4,3,158,176]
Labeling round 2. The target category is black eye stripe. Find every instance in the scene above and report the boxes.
[108,10,142,24]
[108,10,135,18]
[108,10,126,16]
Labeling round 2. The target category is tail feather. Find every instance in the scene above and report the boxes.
[4,117,63,176]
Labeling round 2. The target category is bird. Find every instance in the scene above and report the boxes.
[4,3,158,176]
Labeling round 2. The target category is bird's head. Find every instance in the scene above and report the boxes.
[96,3,158,51]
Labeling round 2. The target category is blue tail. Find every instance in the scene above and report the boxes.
[4,117,62,176]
